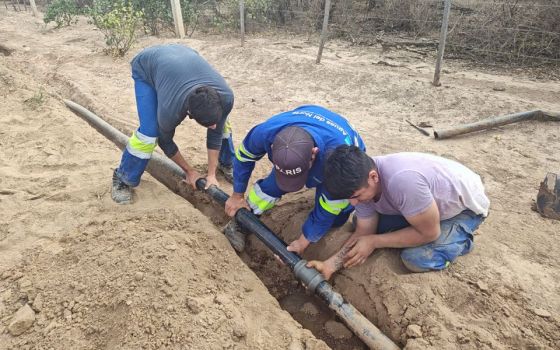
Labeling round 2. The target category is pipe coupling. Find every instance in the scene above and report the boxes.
[293,260,325,292]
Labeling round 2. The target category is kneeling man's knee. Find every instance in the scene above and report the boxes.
[400,247,450,273]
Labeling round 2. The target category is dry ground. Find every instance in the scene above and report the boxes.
[1,8,559,350]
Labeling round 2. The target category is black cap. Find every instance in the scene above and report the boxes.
[272,126,314,192]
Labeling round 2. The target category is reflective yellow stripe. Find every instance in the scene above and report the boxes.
[235,143,262,162]
[129,132,157,154]
[319,195,349,215]
[247,185,278,214]
[239,143,257,159]
[235,147,255,162]
[222,119,232,139]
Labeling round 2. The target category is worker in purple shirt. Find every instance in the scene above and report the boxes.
[308,145,490,277]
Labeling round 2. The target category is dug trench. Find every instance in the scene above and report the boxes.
[161,175,398,350]
[149,169,380,350]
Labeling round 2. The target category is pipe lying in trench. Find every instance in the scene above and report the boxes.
[64,99,400,350]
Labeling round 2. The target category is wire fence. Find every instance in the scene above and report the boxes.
[8,0,560,82]
[225,0,560,82]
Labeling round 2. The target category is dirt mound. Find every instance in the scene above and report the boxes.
[1,212,325,349]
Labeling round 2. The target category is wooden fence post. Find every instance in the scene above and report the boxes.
[29,0,39,17]
[239,0,245,46]
[316,0,332,64]
[170,0,185,39]
[433,0,452,86]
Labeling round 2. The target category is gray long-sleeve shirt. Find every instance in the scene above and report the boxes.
[131,44,234,157]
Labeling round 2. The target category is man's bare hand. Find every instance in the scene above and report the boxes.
[205,174,220,189]
[307,260,336,280]
[344,235,376,268]
[225,193,249,217]
[287,235,311,255]
[183,169,202,189]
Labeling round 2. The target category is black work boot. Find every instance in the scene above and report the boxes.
[111,170,133,204]
[218,163,234,184]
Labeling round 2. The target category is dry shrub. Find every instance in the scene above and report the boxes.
[371,0,440,35]
[446,0,560,65]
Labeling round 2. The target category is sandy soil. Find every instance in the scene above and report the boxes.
[1,8,559,350]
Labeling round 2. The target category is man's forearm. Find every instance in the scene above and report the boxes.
[373,226,439,249]
[207,149,219,176]
[170,151,195,174]
[332,241,356,271]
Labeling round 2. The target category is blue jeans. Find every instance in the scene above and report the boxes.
[219,135,234,167]
[116,78,159,186]
[377,210,485,272]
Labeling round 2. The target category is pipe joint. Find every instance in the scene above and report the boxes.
[293,260,325,292]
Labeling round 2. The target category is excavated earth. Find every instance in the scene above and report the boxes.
[1,9,560,350]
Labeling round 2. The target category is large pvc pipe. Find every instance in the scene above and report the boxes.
[64,99,400,350]
[433,110,560,140]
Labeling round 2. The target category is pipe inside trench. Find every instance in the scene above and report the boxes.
[64,99,400,350]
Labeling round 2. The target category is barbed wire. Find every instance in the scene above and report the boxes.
[452,24,560,36]
[451,0,560,9]
[244,10,560,37]
[446,44,560,62]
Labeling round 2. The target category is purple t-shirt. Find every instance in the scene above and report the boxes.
[355,153,490,220]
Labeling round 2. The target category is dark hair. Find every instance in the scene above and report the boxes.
[324,145,375,199]
[186,86,223,127]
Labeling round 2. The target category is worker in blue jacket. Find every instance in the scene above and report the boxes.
[225,105,366,254]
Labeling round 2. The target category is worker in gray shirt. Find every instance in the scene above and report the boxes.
[112,44,235,204]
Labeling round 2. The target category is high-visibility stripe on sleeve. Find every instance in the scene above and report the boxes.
[126,130,157,160]
[235,143,260,162]
[247,183,279,215]
[319,195,349,215]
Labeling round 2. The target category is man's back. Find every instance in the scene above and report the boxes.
[357,153,489,220]
[131,44,233,132]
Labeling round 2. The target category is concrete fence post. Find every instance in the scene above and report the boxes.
[433,0,452,86]
[29,0,39,17]
[239,0,245,46]
[170,0,185,38]
[316,0,332,64]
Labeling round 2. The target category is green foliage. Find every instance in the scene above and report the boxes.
[89,0,144,57]
[181,0,200,36]
[23,89,45,110]
[43,0,81,28]
[127,0,200,37]
[130,0,171,35]
[244,0,273,19]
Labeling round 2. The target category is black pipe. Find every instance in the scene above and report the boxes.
[196,178,302,269]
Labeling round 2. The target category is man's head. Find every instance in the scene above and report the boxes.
[185,86,222,128]
[272,126,317,192]
[324,145,379,205]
